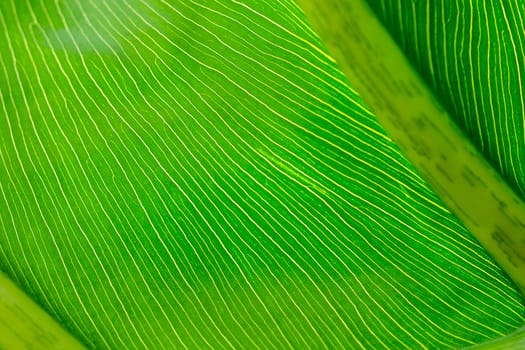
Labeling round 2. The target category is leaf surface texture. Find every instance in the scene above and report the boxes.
[0,0,524,348]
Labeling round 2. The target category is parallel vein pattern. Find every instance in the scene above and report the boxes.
[0,0,524,349]
[367,0,525,201]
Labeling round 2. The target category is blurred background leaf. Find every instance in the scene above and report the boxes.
[367,0,525,201]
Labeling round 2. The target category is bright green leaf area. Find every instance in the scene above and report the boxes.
[0,0,523,349]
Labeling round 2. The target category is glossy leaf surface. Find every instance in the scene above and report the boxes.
[0,0,524,348]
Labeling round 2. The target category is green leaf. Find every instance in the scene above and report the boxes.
[0,0,523,349]
[367,0,525,200]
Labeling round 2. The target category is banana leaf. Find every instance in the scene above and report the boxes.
[0,0,523,348]
[367,0,525,202]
